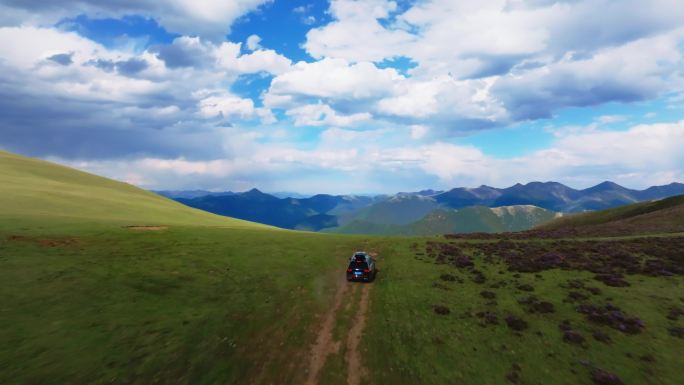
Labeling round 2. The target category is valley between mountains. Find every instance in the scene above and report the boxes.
[164,181,684,234]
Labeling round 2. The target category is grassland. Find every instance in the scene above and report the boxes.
[361,236,683,385]
[1,150,683,385]
[0,150,266,227]
[538,195,684,236]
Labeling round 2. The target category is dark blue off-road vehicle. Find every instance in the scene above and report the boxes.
[346,251,376,282]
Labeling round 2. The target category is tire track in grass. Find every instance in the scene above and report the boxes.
[305,274,350,385]
[345,282,371,385]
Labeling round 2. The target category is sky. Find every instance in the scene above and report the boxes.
[0,0,683,194]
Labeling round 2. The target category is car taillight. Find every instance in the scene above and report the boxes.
[347,268,352,273]
[363,269,370,273]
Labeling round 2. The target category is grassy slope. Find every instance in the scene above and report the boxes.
[0,150,266,227]
[538,195,684,235]
[0,150,364,384]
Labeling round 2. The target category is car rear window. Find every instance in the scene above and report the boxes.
[349,261,369,269]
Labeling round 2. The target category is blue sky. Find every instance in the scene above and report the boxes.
[0,0,683,193]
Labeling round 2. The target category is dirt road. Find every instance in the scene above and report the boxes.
[304,274,373,385]
[345,282,371,385]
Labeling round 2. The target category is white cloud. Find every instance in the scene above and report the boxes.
[197,90,275,124]
[53,119,684,193]
[305,0,415,62]
[0,0,272,41]
[300,0,684,128]
[246,34,262,51]
[376,75,507,124]
[0,25,289,160]
[266,58,402,104]
[286,103,371,127]
[156,36,292,75]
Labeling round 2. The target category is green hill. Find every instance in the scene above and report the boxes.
[328,205,559,235]
[0,150,268,228]
[537,195,684,236]
[343,194,438,225]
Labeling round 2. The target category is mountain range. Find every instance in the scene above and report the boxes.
[170,181,684,234]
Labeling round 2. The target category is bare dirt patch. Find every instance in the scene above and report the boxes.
[124,225,169,231]
[6,235,79,247]
[38,238,80,247]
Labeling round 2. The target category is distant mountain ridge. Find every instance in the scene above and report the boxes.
[175,189,384,231]
[169,181,684,233]
[434,181,684,212]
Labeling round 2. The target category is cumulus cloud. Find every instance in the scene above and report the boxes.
[197,90,276,124]
[266,58,402,104]
[246,34,262,51]
[0,25,286,159]
[286,103,371,127]
[492,29,684,119]
[295,0,684,130]
[305,0,415,62]
[0,0,272,41]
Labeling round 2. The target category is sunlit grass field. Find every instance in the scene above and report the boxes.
[1,150,682,385]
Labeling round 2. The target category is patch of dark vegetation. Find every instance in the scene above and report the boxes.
[439,273,457,282]
[591,368,624,385]
[564,279,585,289]
[427,237,684,282]
[431,282,450,290]
[594,273,630,287]
[453,255,474,268]
[505,315,528,331]
[480,291,496,299]
[505,362,521,383]
[562,330,585,345]
[476,311,499,325]
[471,270,486,284]
[518,296,555,314]
[592,330,612,344]
[532,301,555,314]
[666,307,683,321]
[639,354,656,363]
[558,319,573,331]
[586,287,602,295]
[576,303,644,334]
[668,326,684,338]
[433,305,451,315]
[517,283,534,292]
[566,291,589,302]
[517,295,538,305]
